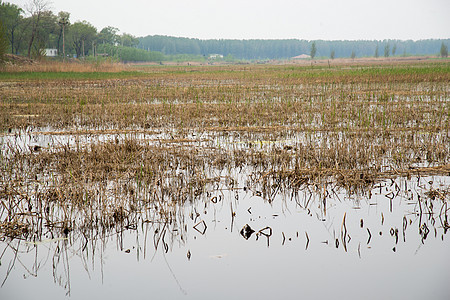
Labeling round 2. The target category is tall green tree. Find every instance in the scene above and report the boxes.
[0,18,9,64]
[374,44,379,58]
[330,49,335,59]
[120,33,139,47]
[0,2,23,53]
[98,26,119,45]
[384,44,390,57]
[68,21,97,58]
[11,16,30,54]
[35,10,58,48]
[440,42,448,58]
[310,41,316,59]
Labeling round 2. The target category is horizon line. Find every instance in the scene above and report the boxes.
[137,35,450,42]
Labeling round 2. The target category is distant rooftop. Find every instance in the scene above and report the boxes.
[292,54,311,59]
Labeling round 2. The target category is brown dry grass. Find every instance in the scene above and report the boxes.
[2,59,128,73]
[0,60,449,240]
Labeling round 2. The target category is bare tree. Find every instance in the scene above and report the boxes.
[25,0,51,58]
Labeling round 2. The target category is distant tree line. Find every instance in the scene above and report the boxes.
[139,35,450,60]
[96,43,164,62]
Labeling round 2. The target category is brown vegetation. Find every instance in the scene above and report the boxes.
[0,61,449,240]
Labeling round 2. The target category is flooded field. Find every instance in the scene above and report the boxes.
[1,61,449,299]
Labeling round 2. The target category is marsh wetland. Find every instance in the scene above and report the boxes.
[1,60,449,299]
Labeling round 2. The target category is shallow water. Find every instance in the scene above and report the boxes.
[1,173,448,300]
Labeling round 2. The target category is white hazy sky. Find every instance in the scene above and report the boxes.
[7,0,450,40]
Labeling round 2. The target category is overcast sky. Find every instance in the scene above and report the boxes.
[8,0,450,40]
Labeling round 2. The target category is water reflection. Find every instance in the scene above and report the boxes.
[1,171,448,298]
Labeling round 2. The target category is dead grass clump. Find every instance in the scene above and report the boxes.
[3,54,35,65]
[0,220,29,237]
[3,60,127,73]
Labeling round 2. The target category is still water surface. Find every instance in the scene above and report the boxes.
[1,173,448,300]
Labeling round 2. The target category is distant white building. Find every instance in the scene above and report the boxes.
[209,54,224,59]
[292,54,311,59]
[45,49,58,57]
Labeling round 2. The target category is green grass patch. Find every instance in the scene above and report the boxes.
[280,63,450,79]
